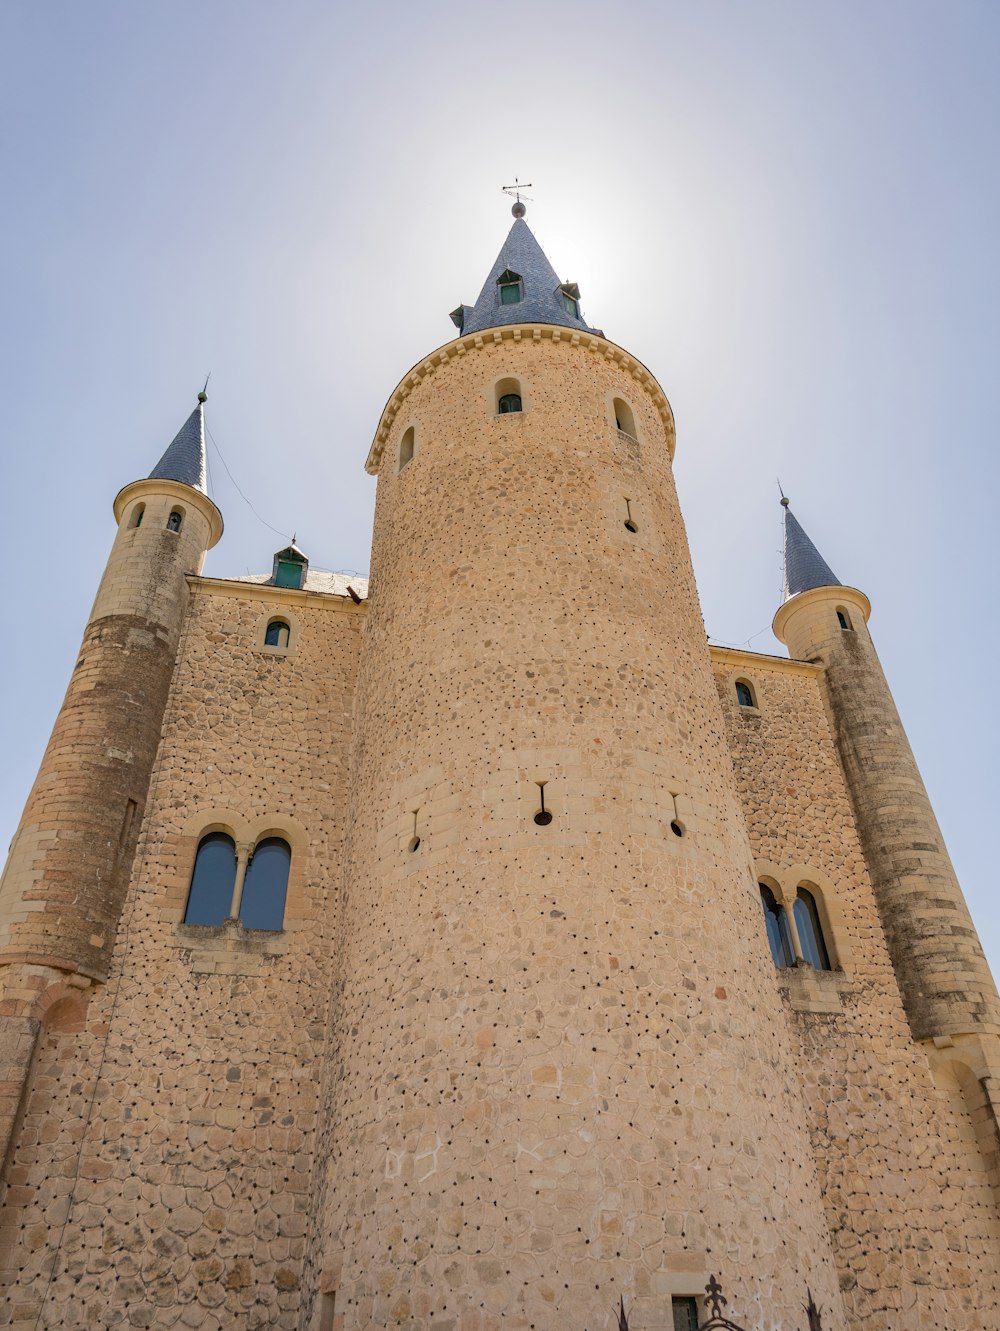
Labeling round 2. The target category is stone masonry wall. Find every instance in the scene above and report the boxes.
[712,646,1000,1330]
[0,578,363,1330]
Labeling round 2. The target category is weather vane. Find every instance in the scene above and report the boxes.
[502,178,533,218]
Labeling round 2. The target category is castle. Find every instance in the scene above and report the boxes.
[1,206,998,1331]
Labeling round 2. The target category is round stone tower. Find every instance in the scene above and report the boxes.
[772,499,1000,1048]
[0,395,222,987]
[312,215,846,1330]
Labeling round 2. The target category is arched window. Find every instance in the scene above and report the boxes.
[836,608,852,631]
[264,619,290,649]
[794,888,831,970]
[496,377,522,415]
[399,427,415,472]
[613,397,637,440]
[184,833,237,926]
[129,503,145,529]
[759,883,794,968]
[239,837,291,931]
[735,680,756,708]
[166,510,183,533]
[497,268,523,305]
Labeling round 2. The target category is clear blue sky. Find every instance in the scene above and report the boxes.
[2,2,998,965]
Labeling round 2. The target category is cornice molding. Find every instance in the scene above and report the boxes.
[709,644,821,676]
[187,575,366,612]
[365,324,676,474]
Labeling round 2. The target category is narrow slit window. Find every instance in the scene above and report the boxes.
[184,833,237,926]
[759,883,794,967]
[129,504,145,529]
[239,837,291,931]
[399,427,415,472]
[166,510,183,533]
[837,608,852,631]
[265,619,290,649]
[794,887,831,970]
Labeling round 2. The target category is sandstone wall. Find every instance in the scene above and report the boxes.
[0,578,363,1330]
[712,646,1000,1329]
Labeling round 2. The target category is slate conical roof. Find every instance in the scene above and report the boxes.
[455,213,597,337]
[782,498,841,601]
[148,394,209,494]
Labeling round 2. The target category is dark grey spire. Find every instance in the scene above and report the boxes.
[454,214,598,337]
[148,392,209,494]
[781,498,841,601]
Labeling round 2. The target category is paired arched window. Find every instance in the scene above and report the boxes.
[759,881,832,971]
[496,377,522,414]
[836,608,853,631]
[613,397,637,440]
[184,833,238,926]
[183,832,292,931]
[794,888,831,970]
[759,883,795,968]
[735,680,756,708]
[398,427,415,472]
[166,510,183,533]
[497,268,523,305]
[265,619,290,649]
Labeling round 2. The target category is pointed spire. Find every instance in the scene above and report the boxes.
[454,214,598,337]
[781,496,841,601]
[148,391,209,494]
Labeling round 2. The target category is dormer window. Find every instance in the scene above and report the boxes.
[272,543,308,590]
[558,282,581,319]
[497,269,523,306]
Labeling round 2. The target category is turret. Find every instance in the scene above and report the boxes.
[0,394,222,986]
[309,211,846,1330]
[772,497,1000,1048]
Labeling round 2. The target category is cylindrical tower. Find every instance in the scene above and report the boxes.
[772,501,1000,1046]
[0,395,222,984]
[312,218,846,1330]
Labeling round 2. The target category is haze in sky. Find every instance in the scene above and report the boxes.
[1,2,998,963]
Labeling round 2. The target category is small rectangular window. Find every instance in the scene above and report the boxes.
[500,282,521,305]
[672,1296,699,1331]
[318,1292,336,1331]
[274,561,304,589]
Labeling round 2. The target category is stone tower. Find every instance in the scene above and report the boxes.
[772,499,1000,1166]
[307,212,849,1330]
[0,396,222,1159]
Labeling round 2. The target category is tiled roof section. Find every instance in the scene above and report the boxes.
[148,399,208,494]
[782,503,841,601]
[217,570,369,599]
[457,218,597,337]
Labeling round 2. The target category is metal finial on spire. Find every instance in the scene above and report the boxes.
[198,373,210,404]
[778,478,789,507]
[502,178,533,218]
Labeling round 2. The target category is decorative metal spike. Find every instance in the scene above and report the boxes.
[804,1289,823,1331]
[704,1275,727,1319]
